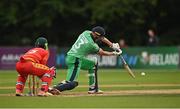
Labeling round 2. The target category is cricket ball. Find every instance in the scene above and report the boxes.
[141,72,145,76]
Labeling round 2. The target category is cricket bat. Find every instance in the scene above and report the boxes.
[94,65,98,92]
[120,55,135,78]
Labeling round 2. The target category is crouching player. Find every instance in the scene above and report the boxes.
[49,26,122,95]
[15,37,56,97]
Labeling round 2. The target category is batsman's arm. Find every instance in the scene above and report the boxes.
[98,48,121,56]
[101,37,113,47]
[98,48,114,56]
[101,37,121,51]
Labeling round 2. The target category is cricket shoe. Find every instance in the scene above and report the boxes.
[15,92,23,96]
[37,90,53,97]
[25,92,34,96]
[88,89,103,94]
[48,87,61,95]
[15,90,23,96]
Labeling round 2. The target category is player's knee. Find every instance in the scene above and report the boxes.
[92,57,98,66]
[42,73,51,78]
[54,80,78,92]
[90,57,98,70]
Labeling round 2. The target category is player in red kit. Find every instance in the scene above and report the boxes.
[15,37,56,97]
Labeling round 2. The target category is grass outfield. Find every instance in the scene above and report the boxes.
[0,69,180,108]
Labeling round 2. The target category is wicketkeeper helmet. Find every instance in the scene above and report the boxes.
[35,37,48,50]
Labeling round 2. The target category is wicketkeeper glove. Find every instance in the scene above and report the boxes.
[113,49,122,56]
[50,66,56,79]
[112,43,120,51]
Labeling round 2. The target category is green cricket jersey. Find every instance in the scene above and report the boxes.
[67,30,100,58]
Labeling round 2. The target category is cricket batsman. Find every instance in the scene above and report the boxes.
[15,37,56,97]
[49,26,122,94]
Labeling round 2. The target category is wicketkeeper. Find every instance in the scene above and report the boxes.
[15,37,56,97]
[49,26,122,94]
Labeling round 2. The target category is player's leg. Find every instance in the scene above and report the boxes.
[30,63,55,96]
[52,80,78,93]
[15,62,28,96]
[65,55,81,81]
[81,57,103,94]
[15,74,28,96]
[49,80,79,95]
[49,55,80,94]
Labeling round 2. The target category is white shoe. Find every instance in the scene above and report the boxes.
[88,89,103,94]
[15,92,24,96]
[48,88,61,95]
[15,90,24,96]
[37,91,53,97]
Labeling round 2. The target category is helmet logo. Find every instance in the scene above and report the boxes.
[35,37,48,50]
[45,43,48,50]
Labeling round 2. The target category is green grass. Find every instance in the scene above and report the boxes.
[0,69,180,108]
[1,95,180,108]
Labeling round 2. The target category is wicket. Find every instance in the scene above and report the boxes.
[27,75,40,96]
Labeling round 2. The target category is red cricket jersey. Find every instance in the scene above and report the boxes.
[20,47,49,65]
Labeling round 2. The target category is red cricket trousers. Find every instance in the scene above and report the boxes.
[16,60,53,93]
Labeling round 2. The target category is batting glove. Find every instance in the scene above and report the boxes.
[112,43,120,51]
[113,49,122,56]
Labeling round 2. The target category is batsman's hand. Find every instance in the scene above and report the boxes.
[112,43,120,51]
[113,49,122,56]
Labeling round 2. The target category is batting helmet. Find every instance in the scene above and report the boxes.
[92,26,105,36]
[35,37,48,50]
